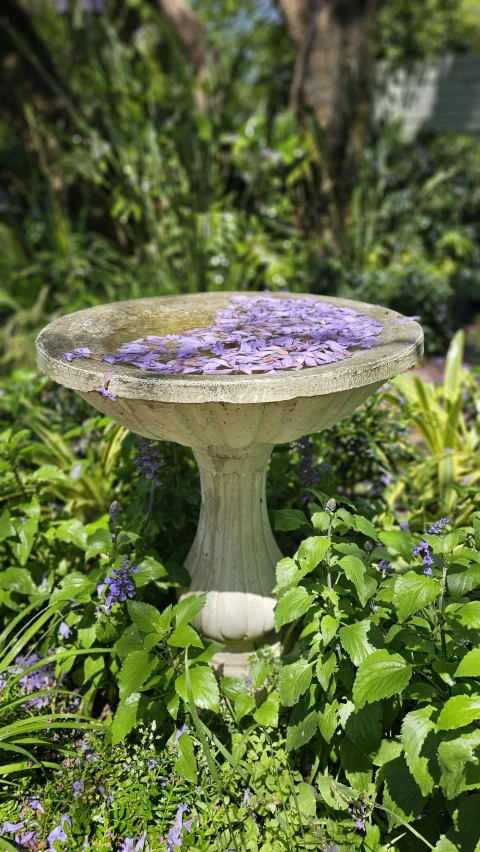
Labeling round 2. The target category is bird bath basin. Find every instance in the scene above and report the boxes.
[36,292,423,675]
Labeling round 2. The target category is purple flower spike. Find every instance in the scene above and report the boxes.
[413,539,434,576]
[98,555,139,613]
[48,814,71,850]
[167,804,189,851]
[427,517,451,535]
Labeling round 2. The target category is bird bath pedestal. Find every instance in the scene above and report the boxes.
[36,293,423,676]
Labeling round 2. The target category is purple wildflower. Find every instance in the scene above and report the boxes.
[120,834,147,852]
[413,539,434,576]
[98,555,140,614]
[63,295,384,377]
[59,621,72,639]
[148,758,157,770]
[378,559,394,573]
[109,501,121,521]
[73,780,84,800]
[134,441,165,487]
[399,520,410,532]
[427,517,451,535]
[93,369,117,401]
[167,805,189,851]
[28,798,44,812]
[174,724,189,745]
[48,814,71,850]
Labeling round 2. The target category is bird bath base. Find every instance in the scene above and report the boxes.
[36,293,423,677]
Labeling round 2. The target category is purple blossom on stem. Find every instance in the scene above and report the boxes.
[63,295,383,377]
[413,539,434,576]
[427,517,451,535]
[119,834,147,852]
[48,814,71,850]
[73,780,84,800]
[378,559,394,573]
[174,724,189,745]
[98,555,140,614]
[59,621,72,639]
[134,441,165,487]
[399,520,410,532]
[167,805,189,851]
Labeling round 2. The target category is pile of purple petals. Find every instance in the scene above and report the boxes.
[63,295,383,376]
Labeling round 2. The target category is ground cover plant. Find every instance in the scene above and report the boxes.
[0,355,480,850]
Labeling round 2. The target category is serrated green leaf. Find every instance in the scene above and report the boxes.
[134,556,167,587]
[316,651,336,691]
[275,557,300,591]
[379,530,415,562]
[118,650,156,698]
[286,710,317,751]
[321,615,339,647]
[448,601,480,635]
[11,518,38,565]
[235,693,255,720]
[393,572,441,623]
[381,755,427,825]
[344,701,383,754]
[438,728,480,799]
[250,659,268,690]
[112,693,141,745]
[0,510,15,542]
[52,519,87,550]
[339,736,372,791]
[85,528,112,561]
[127,600,163,633]
[274,586,314,630]
[173,593,207,626]
[175,732,197,783]
[169,623,203,649]
[353,650,412,709]
[317,701,338,743]
[254,693,280,727]
[438,695,480,731]
[448,563,480,597]
[401,706,439,796]
[339,555,368,606]
[0,567,36,596]
[297,536,329,572]
[175,665,219,710]
[221,677,248,701]
[456,649,480,678]
[279,659,312,707]
[274,509,309,531]
[78,624,97,649]
[50,573,94,604]
[311,511,329,531]
[339,620,374,666]
[295,782,316,816]
[354,516,378,540]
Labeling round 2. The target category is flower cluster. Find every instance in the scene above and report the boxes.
[63,295,383,376]
[413,539,434,576]
[97,555,140,614]
[12,652,65,710]
[167,805,193,851]
[427,516,451,535]
[134,441,165,487]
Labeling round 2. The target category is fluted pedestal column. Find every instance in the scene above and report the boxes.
[180,444,282,676]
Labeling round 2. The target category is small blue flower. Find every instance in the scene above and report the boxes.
[59,621,72,639]
[48,814,71,850]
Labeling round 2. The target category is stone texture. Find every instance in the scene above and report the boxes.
[35,292,423,675]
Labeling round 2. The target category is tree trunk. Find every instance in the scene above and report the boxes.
[155,0,208,108]
[278,0,379,248]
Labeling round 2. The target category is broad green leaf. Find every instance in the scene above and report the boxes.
[78,625,96,649]
[0,510,15,542]
[173,593,207,626]
[381,755,427,825]
[449,601,480,634]
[254,693,280,727]
[321,615,339,647]
[297,536,329,572]
[31,464,68,482]
[285,711,317,751]
[438,695,480,731]
[274,509,309,531]
[339,555,368,606]
[311,511,329,531]
[315,775,356,810]
[84,655,104,682]
[339,737,372,791]
[354,515,378,540]
[50,573,94,604]
[275,557,300,591]
[295,782,316,816]
[235,693,255,720]
[393,572,441,623]
[175,732,197,784]
[279,659,312,707]
[0,567,36,596]
[11,518,38,565]
[317,700,338,743]
[274,586,314,630]
[134,556,167,587]
[379,530,415,562]
[112,693,141,745]
[250,659,268,690]
[353,650,412,709]
[85,528,112,561]
[221,677,248,701]
[118,650,156,698]
[343,701,383,754]
[169,623,203,649]
[339,620,374,666]
[456,649,480,678]
[175,665,219,710]
[127,600,164,634]
[316,651,336,691]
[448,563,480,597]
[438,728,480,799]
[52,519,87,550]
[401,706,439,796]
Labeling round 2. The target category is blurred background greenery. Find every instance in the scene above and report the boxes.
[1,0,480,369]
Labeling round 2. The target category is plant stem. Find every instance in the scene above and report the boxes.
[439,555,448,660]
[326,514,333,593]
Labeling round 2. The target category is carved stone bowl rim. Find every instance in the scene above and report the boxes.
[36,292,423,405]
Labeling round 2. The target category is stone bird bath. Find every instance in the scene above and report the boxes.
[36,293,423,675]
